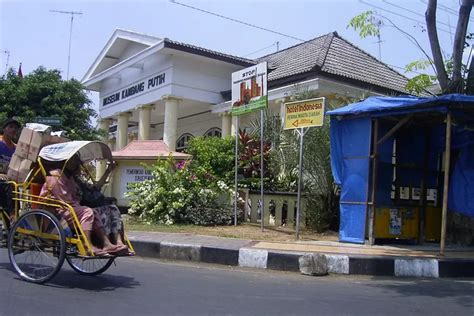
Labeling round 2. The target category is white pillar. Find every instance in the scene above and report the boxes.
[221,112,232,138]
[97,118,111,181]
[162,95,181,151]
[116,112,131,150]
[108,138,116,152]
[138,104,153,140]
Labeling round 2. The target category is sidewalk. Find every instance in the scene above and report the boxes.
[128,231,474,278]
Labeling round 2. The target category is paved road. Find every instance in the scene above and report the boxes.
[0,249,472,316]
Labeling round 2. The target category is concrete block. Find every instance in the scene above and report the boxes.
[201,246,239,266]
[299,253,328,276]
[132,241,160,258]
[267,252,300,272]
[395,259,439,278]
[349,257,395,276]
[159,242,201,262]
[239,248,268,269]
[326,255,350,274]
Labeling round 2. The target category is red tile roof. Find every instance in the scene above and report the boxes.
[112,140,191,160]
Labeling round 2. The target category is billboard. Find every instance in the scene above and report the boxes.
[231,62,268,116]
[284,97,325,130]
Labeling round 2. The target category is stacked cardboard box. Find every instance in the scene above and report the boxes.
[7,124,69,183]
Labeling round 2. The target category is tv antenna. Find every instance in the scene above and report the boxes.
[2,49,10,76]
[50,10,82,80]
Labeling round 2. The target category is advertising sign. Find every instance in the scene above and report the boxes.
[231,62,268,116]
[284,97,325,130]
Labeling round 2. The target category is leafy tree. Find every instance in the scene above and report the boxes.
[0,67,98,140]
[348,0,473,95]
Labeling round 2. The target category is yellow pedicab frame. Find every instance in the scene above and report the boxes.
[10,140,133,258]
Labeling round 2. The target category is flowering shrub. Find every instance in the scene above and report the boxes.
[126,152,240,225]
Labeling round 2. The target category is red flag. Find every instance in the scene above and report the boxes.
[17,63,23,78]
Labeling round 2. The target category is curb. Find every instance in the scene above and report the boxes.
[130,239,474,278]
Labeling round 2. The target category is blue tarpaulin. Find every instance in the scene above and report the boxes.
[327,94,474,243]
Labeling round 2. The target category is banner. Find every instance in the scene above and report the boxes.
[231,62,267,116]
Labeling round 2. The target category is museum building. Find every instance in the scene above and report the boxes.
[82,29,410,151]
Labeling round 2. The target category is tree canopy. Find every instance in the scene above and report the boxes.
[0,66,99,140]
[348,0,473,95]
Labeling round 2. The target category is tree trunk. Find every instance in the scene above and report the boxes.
[426,0,449,92]
[467,54,474,95]
[449,0,474,93]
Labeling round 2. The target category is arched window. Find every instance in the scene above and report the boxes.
[204,127,222,138]
[176,133,194,152]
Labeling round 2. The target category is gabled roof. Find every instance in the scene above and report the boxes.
[257,32,409,94]
[82,29,255,84]
[82,29,162,82]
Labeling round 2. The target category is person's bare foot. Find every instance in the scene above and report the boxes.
[92,246,107,256]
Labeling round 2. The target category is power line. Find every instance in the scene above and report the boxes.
[169,0,306,43]
[170,0,434,80]
[243,42,278,57]
[383,0,456,31]
[359,0,453,35]
[420,0,474,23]
[50,10,82,80]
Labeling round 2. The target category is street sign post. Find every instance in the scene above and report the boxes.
[284,97,325,239]
[36,117,63,126]
[231,62,268,231]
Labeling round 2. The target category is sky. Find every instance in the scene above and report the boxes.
[0,0,471,123]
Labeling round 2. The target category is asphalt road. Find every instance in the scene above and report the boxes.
[0,249,472,316]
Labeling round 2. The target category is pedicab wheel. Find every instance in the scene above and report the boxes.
[66,255,114,276]
[8,209,66,284]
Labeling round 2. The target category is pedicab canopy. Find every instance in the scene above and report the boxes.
[326,94,474,245]
[39,141,112,163]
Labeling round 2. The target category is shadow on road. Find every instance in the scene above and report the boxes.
[0,261,140,291]
[366,277,474,307]
[43,270,141,291]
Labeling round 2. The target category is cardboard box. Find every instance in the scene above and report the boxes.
[16,126,51,161]
[7,154,34,183]
[45,134,70,146]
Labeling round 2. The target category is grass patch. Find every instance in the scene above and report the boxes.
[124,217,338,242]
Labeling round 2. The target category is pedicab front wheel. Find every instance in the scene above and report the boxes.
[8,209,66,284]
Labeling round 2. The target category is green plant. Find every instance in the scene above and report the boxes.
[126,147,240,226]
[185,136,235,184]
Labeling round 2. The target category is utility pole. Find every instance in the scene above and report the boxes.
[50,10,82,80]
[2,49,10,76]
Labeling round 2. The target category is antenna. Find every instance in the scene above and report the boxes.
[2,49,10,75]
[50,10,82,80]
[371,16,383,60]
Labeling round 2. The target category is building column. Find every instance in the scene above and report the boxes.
[220,112,232,138]
[116,112,131,150]
[137,104,153,140]
[108,137,116,152]
[97,118,111,181]
[162,95,181,151]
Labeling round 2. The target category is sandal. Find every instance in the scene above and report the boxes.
[107,244,128,255]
